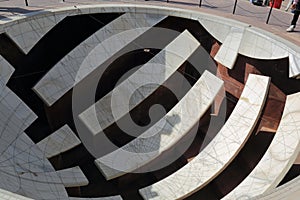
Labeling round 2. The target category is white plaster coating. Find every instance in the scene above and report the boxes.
[139,74,270,200]
[223,92,300,200]
[214,27,244,69]
[0,55,14,88]
[70,195,123,200]
[4,13,66,54]
[79,30,200,137]
[37,125,81,158]
[95,70,223,180]
[33,12,166,106]
[55,166,89,187]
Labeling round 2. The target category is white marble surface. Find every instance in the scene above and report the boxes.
[214,27,244,69]
[0,4,299,199]
[0,86,37,154]
[223,92,300,200]
[55,166,89,187]
[0,55,14,88]
[79,30,200,137]
[198,16,247,44]
[0,85,67,199]
[0,133,68,200]
[33,12,166,106]
[70,196,122,200]
[288,52,300,78]
[37,125,81,158]
[257,175,300,200]
[238,29,289,60]
[0,188,32,200]
[139,74,270,200]
[4,13,66,54]
[95,70,223,180]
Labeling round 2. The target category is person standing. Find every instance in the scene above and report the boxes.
[287,0,300,32]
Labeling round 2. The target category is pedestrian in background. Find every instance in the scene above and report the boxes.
[287,0,300,32]
[286,0,294,11]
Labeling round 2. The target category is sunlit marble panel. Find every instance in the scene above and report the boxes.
[33,13,167,106]
[139,74,270,200]
[0,55,14,88]
[37,125,81,158]
[70,195,122,200]
[55,166,89,187]
[4,13,66,54]
[238,29,289,60]
[95,70,223,180]
[289,52,300,78]
[0,188,32,200]
[198,17,246,43]
[0,133,68,199]
[223,92,300,200]
[257,175,300,200]
[79,30,200,137]
[214,27,244,69]
[0,87,37,154]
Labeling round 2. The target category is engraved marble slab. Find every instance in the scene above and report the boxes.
[238,29,289,60]
[288,52,300,78]
[214,27,244,69]
[0,55,14,88]
[55,166,89,187]
[79,30,200,137]
[0,188,32,200]
[257,175,300,200]
[0,86,37,154]
[139,74,270,200]
[0,133,68,200]
[37,125,81,158]
[33,13,167,106]
[95,70,223,180]
[4,13,67,54]
[223,92,300,199]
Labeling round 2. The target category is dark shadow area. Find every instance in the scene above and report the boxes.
[279,164,300,186]
[231,55,300,95]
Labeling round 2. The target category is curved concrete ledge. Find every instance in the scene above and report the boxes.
[0,4,299,77]
[0,3,299,200]
[223,92,300,199]
[257,175,300,200]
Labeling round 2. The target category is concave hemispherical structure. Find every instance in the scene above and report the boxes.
[0,3,299,200]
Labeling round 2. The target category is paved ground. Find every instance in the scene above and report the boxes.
[0,0,299,46]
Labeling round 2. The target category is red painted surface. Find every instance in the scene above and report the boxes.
[270,0,283,9]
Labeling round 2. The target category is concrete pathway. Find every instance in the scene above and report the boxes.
[0,0,299,45]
